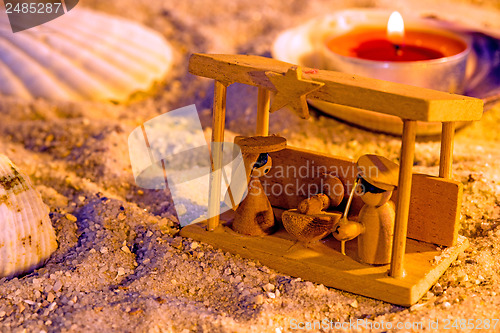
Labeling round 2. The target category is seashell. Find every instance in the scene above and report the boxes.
[282,209,341,243]
[0,8,173,102]
[0,155,58,278]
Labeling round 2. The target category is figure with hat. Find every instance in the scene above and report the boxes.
[227,135,287,236]
[333,154,399,265]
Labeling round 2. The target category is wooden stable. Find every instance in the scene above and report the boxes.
[180,54,483,306]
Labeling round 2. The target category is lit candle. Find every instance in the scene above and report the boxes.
[387,11,404,48]
[323,11,471,93]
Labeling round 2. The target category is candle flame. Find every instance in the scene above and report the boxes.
[387,11,404,45]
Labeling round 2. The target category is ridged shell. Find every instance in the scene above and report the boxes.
[0,155,58,278]
[282,209,341,243]
[0,8,173,102]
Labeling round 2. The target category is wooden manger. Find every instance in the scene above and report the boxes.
[180,54,483,306]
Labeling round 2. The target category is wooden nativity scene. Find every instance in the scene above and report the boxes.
[180,53,483,306]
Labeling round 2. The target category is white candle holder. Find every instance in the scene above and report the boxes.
[322,23,471,94]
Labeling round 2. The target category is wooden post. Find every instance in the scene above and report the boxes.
[390,120,417,279]
[439,122,455,179]
[207,81,227,231]
[256,88,270,136]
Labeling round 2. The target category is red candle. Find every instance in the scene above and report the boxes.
[327,12,467,62]
[319,11,471,93]
[354,40,444,61]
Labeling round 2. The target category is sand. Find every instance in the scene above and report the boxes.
[0,0,500,332]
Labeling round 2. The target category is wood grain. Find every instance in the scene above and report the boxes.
[390,120,417,278]
[189,53,483,122]
[439,122,456,178]
[207,81,227,231]
[180,222,469,306]
[260,146,462,247]
[256,88,270,136]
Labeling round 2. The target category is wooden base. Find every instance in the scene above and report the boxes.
[180,215,468,306]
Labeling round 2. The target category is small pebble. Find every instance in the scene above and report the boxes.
[47,292,55,303]
[259,266,271,274]
[65,214,77,222]
[433,283,443,295]
[263,283,275,292]
[53,280,63,292]
[253,294,264,305]
[117,268,126,276]
[410,303,425,312]
[457,271,468,283]
[241,290,251,297]
[49,302,57,311]
[171,238,183,249]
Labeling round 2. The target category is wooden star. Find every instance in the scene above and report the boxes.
[266,66,324,119]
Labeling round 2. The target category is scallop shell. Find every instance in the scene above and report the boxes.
[282,209,341,243]
[0,155,58,278]
[0,8,173,102]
